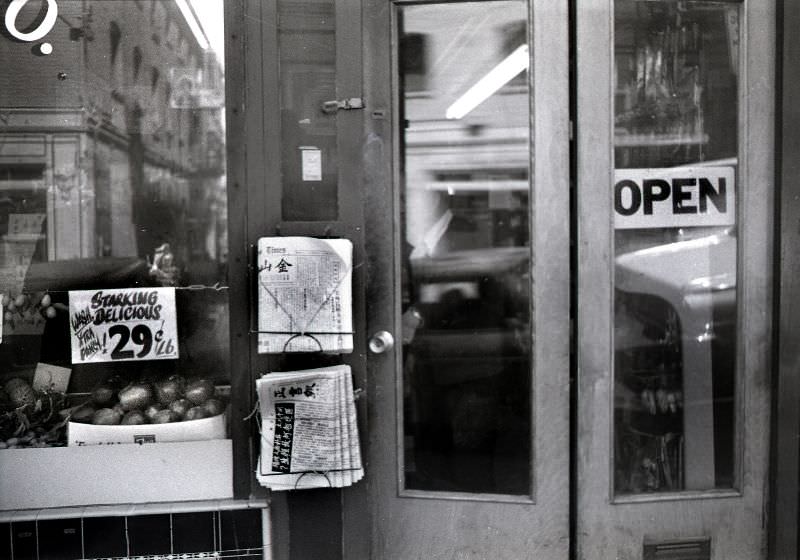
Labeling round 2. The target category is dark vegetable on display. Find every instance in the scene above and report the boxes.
[144,403,164,421]
[121,410,147,425]
[118,383,153,411]
[70,404,97,423]
[202,398,225,417]
[91,383,116,406]
[184,406,209,421]
[92,408,123,425]
[5,378,36,407]
[184,378,215,405]
[168,398,192,419]
[152,409,179,424]
[155,375,185,405]
[1,378,70,448]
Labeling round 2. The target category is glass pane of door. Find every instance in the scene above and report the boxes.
[613,0,739,494]
[398,0,531,495]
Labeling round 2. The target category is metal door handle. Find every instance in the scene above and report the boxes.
[369,331,394,354]
[321,97,365,114]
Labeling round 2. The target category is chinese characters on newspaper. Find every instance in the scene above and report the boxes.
[257,237,353,353]
[256,365,363,490]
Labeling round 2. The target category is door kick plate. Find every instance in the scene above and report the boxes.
[643,537,711,560]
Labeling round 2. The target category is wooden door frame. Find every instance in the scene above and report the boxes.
[771,0,800,557]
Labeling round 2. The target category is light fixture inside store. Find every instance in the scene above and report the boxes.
[445,44,529,120]
[175,0,209,49]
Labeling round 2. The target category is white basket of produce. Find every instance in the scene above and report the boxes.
[68,411,226,445]
[66,376,228,446]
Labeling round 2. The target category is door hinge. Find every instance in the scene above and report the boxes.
[321,97,365,114]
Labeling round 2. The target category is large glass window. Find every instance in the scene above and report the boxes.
[613,0,739,494]
[0,0,227,447]
[398,1,531,496]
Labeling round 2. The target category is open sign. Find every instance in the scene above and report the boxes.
[614,167,735,230]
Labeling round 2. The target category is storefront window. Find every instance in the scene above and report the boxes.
[398,1,531,495]
[0,0,227,447]
[613,0,739,494]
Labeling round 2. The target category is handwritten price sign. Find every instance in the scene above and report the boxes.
[68,288,179,364]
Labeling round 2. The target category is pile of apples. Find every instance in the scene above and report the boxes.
[70,375,225,426]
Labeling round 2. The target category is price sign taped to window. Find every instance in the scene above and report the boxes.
[68,288,178,364]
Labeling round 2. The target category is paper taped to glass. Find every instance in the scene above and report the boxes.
[257,237,353,353]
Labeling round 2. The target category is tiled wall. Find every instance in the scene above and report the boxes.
[0,509,263,560]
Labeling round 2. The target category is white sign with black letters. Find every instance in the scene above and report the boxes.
[4,0,58,42]
[614,166,735,229]
[69,287,178,363]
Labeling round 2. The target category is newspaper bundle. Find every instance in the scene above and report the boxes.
[256,365,363,490]
[257,237,353,353]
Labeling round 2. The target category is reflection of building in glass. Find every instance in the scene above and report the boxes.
[399,3,532,495]
[612,2,740,494]
[400,6,529,257]
[0,0,226,287]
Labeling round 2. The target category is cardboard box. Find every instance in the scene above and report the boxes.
[68,412,227,446]
[0,440,233,510]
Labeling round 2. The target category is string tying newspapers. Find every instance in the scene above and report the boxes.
[256,365,363,490]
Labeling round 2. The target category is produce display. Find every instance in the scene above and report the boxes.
[0,374,225,449]
[72,375,225,426]
[0,377,69,448]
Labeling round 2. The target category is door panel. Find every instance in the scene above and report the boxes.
[576,1,773,558]
[364,0,570,557]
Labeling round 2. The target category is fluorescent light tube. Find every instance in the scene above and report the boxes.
[175,0,209,50]
[445,44,529,120]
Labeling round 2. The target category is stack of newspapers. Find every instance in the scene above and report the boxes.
[256,365,363,490]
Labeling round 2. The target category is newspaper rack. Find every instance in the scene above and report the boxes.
[253,330,356,353]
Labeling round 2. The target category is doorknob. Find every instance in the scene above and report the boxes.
[321,97,365,114]
[368,331,395,354]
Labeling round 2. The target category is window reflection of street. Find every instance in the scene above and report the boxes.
[0,0,229,394]
[399,1,531,496]
[612,0,740,495]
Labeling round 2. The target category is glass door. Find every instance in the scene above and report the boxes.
[363,0,570,557]
[576,0,773,558]
[362,0,774,558]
